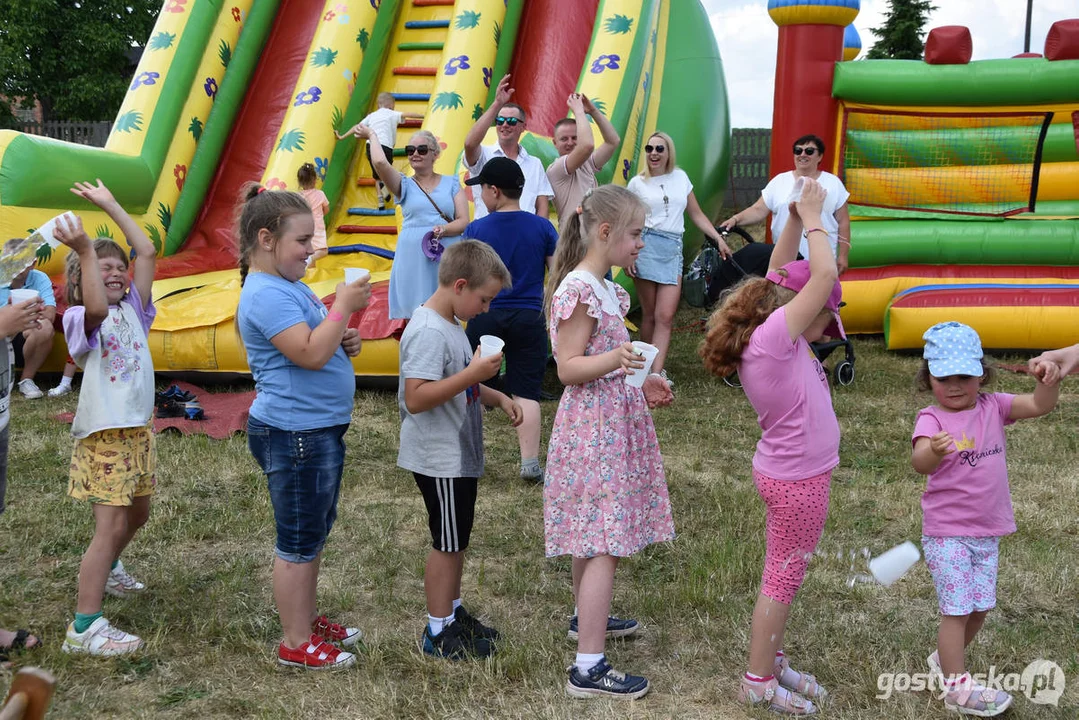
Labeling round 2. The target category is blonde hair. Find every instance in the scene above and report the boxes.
[543,185,646,315]
[698,277,796,378]
[409,130,442,159]
[640,131,677,177]
[438,239,511,289]
[376,92,395,108]
[65,238,129,306]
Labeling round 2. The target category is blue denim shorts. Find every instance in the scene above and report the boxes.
[635,227,684,285]
[247,417,349,564]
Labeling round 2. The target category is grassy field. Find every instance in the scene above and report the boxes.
[1,309,1076,719]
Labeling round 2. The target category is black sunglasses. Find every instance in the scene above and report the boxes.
[793,146,818,156]
[405,145,430,156]
[645,144,666,154]
[495,116,521,126]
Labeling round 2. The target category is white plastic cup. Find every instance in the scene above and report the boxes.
[868,541,921,586]
[625,341,659,388]
[344,267,370,284]
[9,288,40,305]
[785,176,806,205]
[479,335,504,358]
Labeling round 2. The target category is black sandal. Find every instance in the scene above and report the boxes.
[0,629,39,662]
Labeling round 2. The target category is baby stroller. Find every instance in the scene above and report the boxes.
[698,226,856,388]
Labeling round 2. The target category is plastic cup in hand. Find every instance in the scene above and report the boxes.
[786,176,806,205]
[344,268,370,284]
[868,541,921,586]
[9,288,40,305]
[625,341,659,388]
[479,335,504,358]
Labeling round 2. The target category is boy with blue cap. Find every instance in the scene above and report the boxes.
[910,321,1062,717]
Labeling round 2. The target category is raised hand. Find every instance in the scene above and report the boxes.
[567,93,585,115]
[70,179,117,208]
[53,213,92,253]
[580,94,597,115]
[794,177,826,218]
[335,276,372,315]
[494,74,514,107]
[468,347,503,382]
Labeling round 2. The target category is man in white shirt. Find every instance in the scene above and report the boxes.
[463,74,553,221]
[546,93,620,231]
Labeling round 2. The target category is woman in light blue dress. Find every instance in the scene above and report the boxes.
[359,127,469,319]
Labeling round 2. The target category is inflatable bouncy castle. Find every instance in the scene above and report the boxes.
[0,0,730,377]
[767,1,1079,350]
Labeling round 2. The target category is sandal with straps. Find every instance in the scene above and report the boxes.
[944,673,1013,717]
[775,653,829,701]
[738,676,817,715]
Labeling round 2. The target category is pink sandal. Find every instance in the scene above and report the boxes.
[738,675,817,715]
[775,653,829,702]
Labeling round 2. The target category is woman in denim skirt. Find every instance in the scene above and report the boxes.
[627,132,732,384]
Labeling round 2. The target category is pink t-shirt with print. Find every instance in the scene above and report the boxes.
[739,306,840,480]
[913,392,1016,538]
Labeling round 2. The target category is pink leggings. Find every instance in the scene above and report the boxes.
[753,469,832,605]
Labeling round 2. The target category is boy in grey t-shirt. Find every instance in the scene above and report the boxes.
[397,240,521,660]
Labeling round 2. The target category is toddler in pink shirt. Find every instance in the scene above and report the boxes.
[911,321,1060,717]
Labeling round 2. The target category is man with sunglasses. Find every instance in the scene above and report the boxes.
[546,93,621,231]
[464,74,554,221]
[720,134,851,274]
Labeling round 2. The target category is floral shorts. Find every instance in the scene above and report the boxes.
[922,535,1000,616]
[68,425,156,506]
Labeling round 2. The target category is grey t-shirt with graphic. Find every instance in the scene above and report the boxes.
[397,306,484,478]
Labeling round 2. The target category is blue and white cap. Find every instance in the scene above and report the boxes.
[922,321,984,378]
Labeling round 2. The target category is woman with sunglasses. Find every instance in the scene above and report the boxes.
[358,126,470,319]
[720,134,851,274]
[627,131,732,386]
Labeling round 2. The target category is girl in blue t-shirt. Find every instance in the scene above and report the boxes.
[235,184,371,670]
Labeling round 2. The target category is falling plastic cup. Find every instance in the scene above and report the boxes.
[625,341,659,388]
[479,335,504,358]
[8,288,40,305]
[785,176,806,205]
[868,541,921,586]
[344,267,370,284]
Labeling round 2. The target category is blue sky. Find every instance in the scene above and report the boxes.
[704,0,1075,127]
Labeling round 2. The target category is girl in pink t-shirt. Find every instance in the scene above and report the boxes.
[298,163,329,268]
[700,179,840,715]
[911,321,1060,716]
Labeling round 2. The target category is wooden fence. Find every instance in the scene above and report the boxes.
[16,121,112,147]
[723,128,771,210]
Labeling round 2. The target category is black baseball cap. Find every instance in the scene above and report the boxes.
[464,156,525,190]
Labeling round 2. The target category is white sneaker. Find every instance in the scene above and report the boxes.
[48,383,72,397]
[62,617,143,656]
[105,560,146,598]
[18,378,43,399]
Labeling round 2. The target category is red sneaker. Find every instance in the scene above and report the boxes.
[277,634,356,670]
[312,615,362,647]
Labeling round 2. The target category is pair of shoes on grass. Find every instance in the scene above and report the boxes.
[422,606,499,660]
[155,385,203,420]
[62,561,147,656]
[277,615,363,670]
[565,615,644,699]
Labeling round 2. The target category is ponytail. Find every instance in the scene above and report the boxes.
[544,209,587,316]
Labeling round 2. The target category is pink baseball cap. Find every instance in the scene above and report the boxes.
[765,259,845,339]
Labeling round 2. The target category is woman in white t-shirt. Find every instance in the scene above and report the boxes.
[627,132,731,383]
[720,134,851,274]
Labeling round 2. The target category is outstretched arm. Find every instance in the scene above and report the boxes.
[464,74,513,167]
[71,179,156,306]
[358,126,403,198]
[582,95,620,171]
[719,196,769,231]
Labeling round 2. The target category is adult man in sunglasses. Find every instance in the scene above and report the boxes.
[720,134,851,274]
[546,92,621,231]
[464,74,554,221]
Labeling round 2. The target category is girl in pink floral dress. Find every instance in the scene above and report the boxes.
[542,185,675,700]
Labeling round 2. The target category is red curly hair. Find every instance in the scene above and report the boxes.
[698,276,796,378]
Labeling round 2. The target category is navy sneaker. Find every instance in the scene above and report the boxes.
[421,621,494,660]
[453,605,500,641]
[566,657,649,699]
[567,615,639,640]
